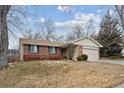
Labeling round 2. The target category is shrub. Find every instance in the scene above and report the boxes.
[8,55,20,63]
[77,56,83,61]
[81,54,88,61]
[119,56,124,58]
[77,54,88,61]
[64,56,67,59]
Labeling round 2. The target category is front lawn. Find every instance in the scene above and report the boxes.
[0,61,124,88]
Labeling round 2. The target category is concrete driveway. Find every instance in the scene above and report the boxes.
[97,60,124,65]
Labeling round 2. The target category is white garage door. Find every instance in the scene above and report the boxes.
[83,48,99,61]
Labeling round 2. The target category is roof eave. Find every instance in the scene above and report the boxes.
[72,37,103,47]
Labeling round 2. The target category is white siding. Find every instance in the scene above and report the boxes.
[121,48,124,56]
[74,38,99,47]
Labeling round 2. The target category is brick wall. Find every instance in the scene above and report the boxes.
[23,44,63,61]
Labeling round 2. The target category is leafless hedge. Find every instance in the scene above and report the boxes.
[8,55,20,63]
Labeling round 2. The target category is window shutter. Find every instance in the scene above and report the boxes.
[37,45,39,53]
[28,45,30,53]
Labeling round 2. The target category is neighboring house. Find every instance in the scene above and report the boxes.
[8,49,19,56]
[8,49,19,62]
[19,37,103,61]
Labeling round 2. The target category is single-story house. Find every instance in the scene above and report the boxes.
[19,38,64,61]
[19,37,103,61]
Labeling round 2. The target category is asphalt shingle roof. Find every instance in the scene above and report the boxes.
[19,38,65,47]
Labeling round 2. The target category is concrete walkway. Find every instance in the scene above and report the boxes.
[98,60,124,65]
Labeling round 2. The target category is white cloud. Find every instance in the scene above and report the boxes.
[75,13,101,23]
[55,13,102,32]
[40,18,45,23]
[57,5,72,12]
[96,9,102,13]
[55,20,82,29]
[36,17,45,23]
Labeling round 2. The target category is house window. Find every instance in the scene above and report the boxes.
[29,45,38,53]
[49,47,56,54]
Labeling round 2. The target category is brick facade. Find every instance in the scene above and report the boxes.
[23,44,63,61]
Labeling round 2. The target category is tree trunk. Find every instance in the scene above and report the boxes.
[0,5,11,69]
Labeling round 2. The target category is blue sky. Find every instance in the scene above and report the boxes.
[23,5,113,35]
[23,5,113,32]
[26,5,111,21]
[9,5,114,49]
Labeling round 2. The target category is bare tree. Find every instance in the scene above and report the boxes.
[7,6,28,36]
[66,20,96,42]
[115,5,124,31]
[73,24,84,39]
[66,32,75,43]
[34,19,64,42]
[22,29,34,39]
[0,5,11,69]
[0,5,28,69]
[51,34,64,42]
[32,19,55,40]
[22,19,64,42]
[42,19,55,40]
[33,31,42,39]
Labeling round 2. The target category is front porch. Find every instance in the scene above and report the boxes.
[61,44,83,60]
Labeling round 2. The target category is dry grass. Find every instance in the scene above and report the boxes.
[0,61,124,88]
